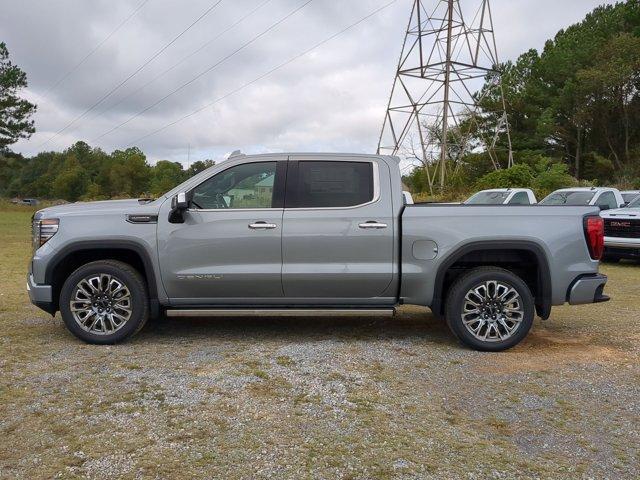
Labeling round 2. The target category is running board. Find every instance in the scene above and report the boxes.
[165,308,395,318]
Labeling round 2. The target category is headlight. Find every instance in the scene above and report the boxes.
[32,218,59,250]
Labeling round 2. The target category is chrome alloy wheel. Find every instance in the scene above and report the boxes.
[69,274,132,335]
[461,280,524,342]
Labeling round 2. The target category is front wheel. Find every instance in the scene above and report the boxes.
[445,267,534,352]
[59,260,149,344]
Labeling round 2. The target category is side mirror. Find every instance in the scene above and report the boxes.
[169,192,189,223]
[172,192,188,210]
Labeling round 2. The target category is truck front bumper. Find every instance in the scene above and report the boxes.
[567,274,609,305]
[27,273,55,315]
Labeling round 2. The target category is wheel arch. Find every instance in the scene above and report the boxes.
[431,240,552,320]
[45,240,159,316]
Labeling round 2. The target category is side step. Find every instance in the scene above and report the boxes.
[165,308,395,318]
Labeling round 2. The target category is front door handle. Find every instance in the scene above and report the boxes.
[249,221,277,230]
[358,221,388,229]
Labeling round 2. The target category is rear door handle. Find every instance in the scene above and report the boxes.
[358,221,388,229]
[249,221,277,230]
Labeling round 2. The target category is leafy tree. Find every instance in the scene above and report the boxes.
[108,147,150,197]
[150,161,185,196]
[52,155,89,201]
[0,42,36,149]
[187,159,215,177]
[531,160,577,198]
[475,164,535,190]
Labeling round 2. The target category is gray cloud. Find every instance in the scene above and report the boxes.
[2,0,617,165]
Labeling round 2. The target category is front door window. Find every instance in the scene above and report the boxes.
[191,162,277,210]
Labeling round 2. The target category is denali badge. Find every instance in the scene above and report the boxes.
[176,274,223,280]
[610,221,632,228]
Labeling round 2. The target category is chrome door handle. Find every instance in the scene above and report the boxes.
[249,222,277,230]
[358,221,388,229]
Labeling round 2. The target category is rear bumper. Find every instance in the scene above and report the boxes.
[567,274,609,305]
[27,273,55,315]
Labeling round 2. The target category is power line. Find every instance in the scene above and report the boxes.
[126,0,398,147]
[39,0,225,148]
[91,0,274,122]
[93,0,314,142]
[40,0,151,101]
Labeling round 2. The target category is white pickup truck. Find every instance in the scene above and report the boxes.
[540,187,625,210]
[601,195,640,261]
[465,189,537,205]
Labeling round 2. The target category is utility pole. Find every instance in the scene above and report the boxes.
[440,0,454,187]
[378,0,513,191]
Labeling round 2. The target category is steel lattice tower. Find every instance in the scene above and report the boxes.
[377,0,513,192]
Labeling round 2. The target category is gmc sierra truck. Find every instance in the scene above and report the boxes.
[601,195,640,261]
[28,153,610,351]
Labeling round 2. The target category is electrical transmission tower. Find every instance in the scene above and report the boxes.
[377,0,513,192]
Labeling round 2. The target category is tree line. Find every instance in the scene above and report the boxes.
[0,143,214,201]
[404,0,640,199]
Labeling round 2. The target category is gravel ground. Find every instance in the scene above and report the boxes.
[1,209,639,479]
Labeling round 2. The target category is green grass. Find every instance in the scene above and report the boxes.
[1,205,639,478]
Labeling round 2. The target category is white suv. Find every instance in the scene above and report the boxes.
[465,188,537,205]
[539,187,625,211]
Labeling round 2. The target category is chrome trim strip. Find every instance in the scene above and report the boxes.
[604,240,640,248]
[166,308,395,317]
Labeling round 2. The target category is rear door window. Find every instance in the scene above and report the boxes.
[287,161,374,208]
[509,192,530,205]
[596,192,617,210]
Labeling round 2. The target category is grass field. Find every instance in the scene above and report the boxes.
[1,205,639,479]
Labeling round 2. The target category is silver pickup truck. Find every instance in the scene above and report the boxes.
[28,153,609,351]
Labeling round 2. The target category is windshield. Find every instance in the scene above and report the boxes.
[539,191,595,206]
[627,196,640,208]
[465,191,510,205]
[622,193,640,204]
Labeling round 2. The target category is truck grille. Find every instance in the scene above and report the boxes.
[604,218,640,238]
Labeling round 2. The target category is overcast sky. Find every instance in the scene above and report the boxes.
[2,0,617,166]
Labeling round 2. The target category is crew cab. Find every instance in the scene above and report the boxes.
[465,188,537,205]
[28,153,609,351]
[601,195,640,261]
[539,187,625,210]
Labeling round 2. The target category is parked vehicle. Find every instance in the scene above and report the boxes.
[621,190,640,205]
[28,153,609,351]
[11,198,39,206]
[539,187,625,210]
[465,188,537,205]
[601,195,640,262]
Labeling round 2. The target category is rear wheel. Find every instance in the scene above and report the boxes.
[445,267,534,352]
[59,260,149,344]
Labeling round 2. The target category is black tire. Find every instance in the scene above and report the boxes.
[445,267,535,352]
[59,260,149,344]
[602,255,620,264]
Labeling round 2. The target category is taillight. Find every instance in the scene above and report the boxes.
[584,216,604,260]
